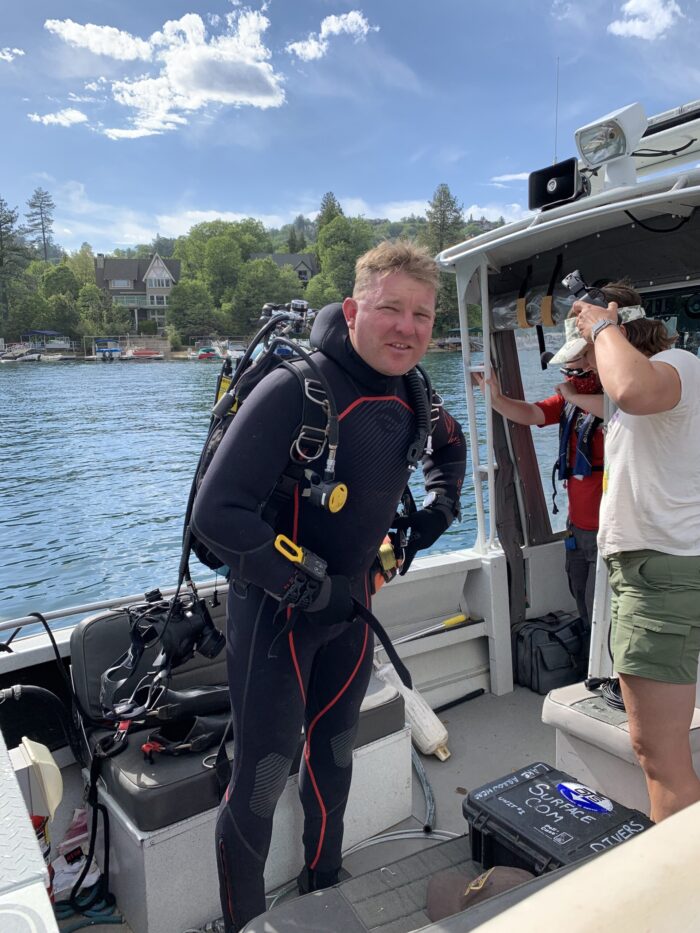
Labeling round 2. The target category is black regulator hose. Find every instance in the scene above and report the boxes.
[0,684,85,764]
[405,367,432,467]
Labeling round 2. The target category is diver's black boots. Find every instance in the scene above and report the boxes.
[297,865,350,895]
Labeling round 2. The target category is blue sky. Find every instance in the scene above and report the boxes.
[1,0,698,252]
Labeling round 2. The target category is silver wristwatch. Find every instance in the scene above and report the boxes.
[591,319,618,342]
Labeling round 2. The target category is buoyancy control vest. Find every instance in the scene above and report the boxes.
[551,403,603,514]
[180,305,437,578]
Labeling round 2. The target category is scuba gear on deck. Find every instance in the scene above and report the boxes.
[99,588,225,721]
[141,712,231,763]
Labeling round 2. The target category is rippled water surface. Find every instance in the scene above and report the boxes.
[0,350,566,625]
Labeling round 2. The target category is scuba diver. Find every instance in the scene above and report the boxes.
[190,240,466,933]
[474,281,643,631]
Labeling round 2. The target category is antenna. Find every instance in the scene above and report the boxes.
[554,56,560,164]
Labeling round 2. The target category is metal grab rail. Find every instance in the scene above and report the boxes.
[454,255,498,553]
[0,577,227,635]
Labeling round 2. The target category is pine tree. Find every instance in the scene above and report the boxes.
[316,192,344,232]
[287,227,298,253]
[420,184,465,323]
[25,187,56,262]
[293,213,311,248]
[423,183,464,253]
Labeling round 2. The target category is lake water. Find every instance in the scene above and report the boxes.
[0,349,566,626]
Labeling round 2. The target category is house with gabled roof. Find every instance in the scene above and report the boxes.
[94,253,181,332]
[250,252,319,286]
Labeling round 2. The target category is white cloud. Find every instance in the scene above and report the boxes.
[45,19,152,60]
[491,172,529,183]
[68,92,99,103]
[287,11,378,61]
[550,1,589,28]
[155,208,291,236]
[465,202,531,224]
[54,181,159,247]
[608,0,683,39]
[44,10,285,140]
[342,195,529,225]
[27,108,89,127]
[338,197,428,220]
[53,181,313,249]
[0,47,25,63]
[52,178,432,251]
[435,146,467,166]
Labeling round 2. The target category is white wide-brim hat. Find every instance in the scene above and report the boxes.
[548,305,646,367]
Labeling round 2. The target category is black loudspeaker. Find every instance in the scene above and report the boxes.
[528,158,588,211]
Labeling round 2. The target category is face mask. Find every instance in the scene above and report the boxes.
[567,371,601,395]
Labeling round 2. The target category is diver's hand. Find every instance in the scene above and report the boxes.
[304,575,354,626]
[393,508,451,573]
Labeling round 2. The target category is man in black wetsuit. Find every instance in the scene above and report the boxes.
[191,240,466,932]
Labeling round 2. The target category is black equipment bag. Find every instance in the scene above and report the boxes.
[511,611,589,694]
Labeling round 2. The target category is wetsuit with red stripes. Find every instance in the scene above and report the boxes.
[191,303,466,932]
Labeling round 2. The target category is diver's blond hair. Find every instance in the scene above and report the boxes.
[353,240,439,297]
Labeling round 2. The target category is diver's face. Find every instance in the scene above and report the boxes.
[342,271,436,376]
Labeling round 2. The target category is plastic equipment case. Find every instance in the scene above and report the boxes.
[464,762,652,874]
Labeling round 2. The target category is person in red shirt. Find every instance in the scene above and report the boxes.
[475,281,642,629]
[475,362,602,628]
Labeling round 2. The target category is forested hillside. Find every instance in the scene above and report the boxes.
[0,185,502,345]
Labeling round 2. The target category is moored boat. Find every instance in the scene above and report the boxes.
[124,347,165,361]
[0,345,42,362]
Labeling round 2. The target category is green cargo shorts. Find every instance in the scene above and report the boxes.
[606,550,700,684]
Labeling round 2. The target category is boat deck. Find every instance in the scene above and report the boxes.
[80,687,553,932]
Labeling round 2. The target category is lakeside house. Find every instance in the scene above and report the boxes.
[250,252,320,286]
[95,253,181,332]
